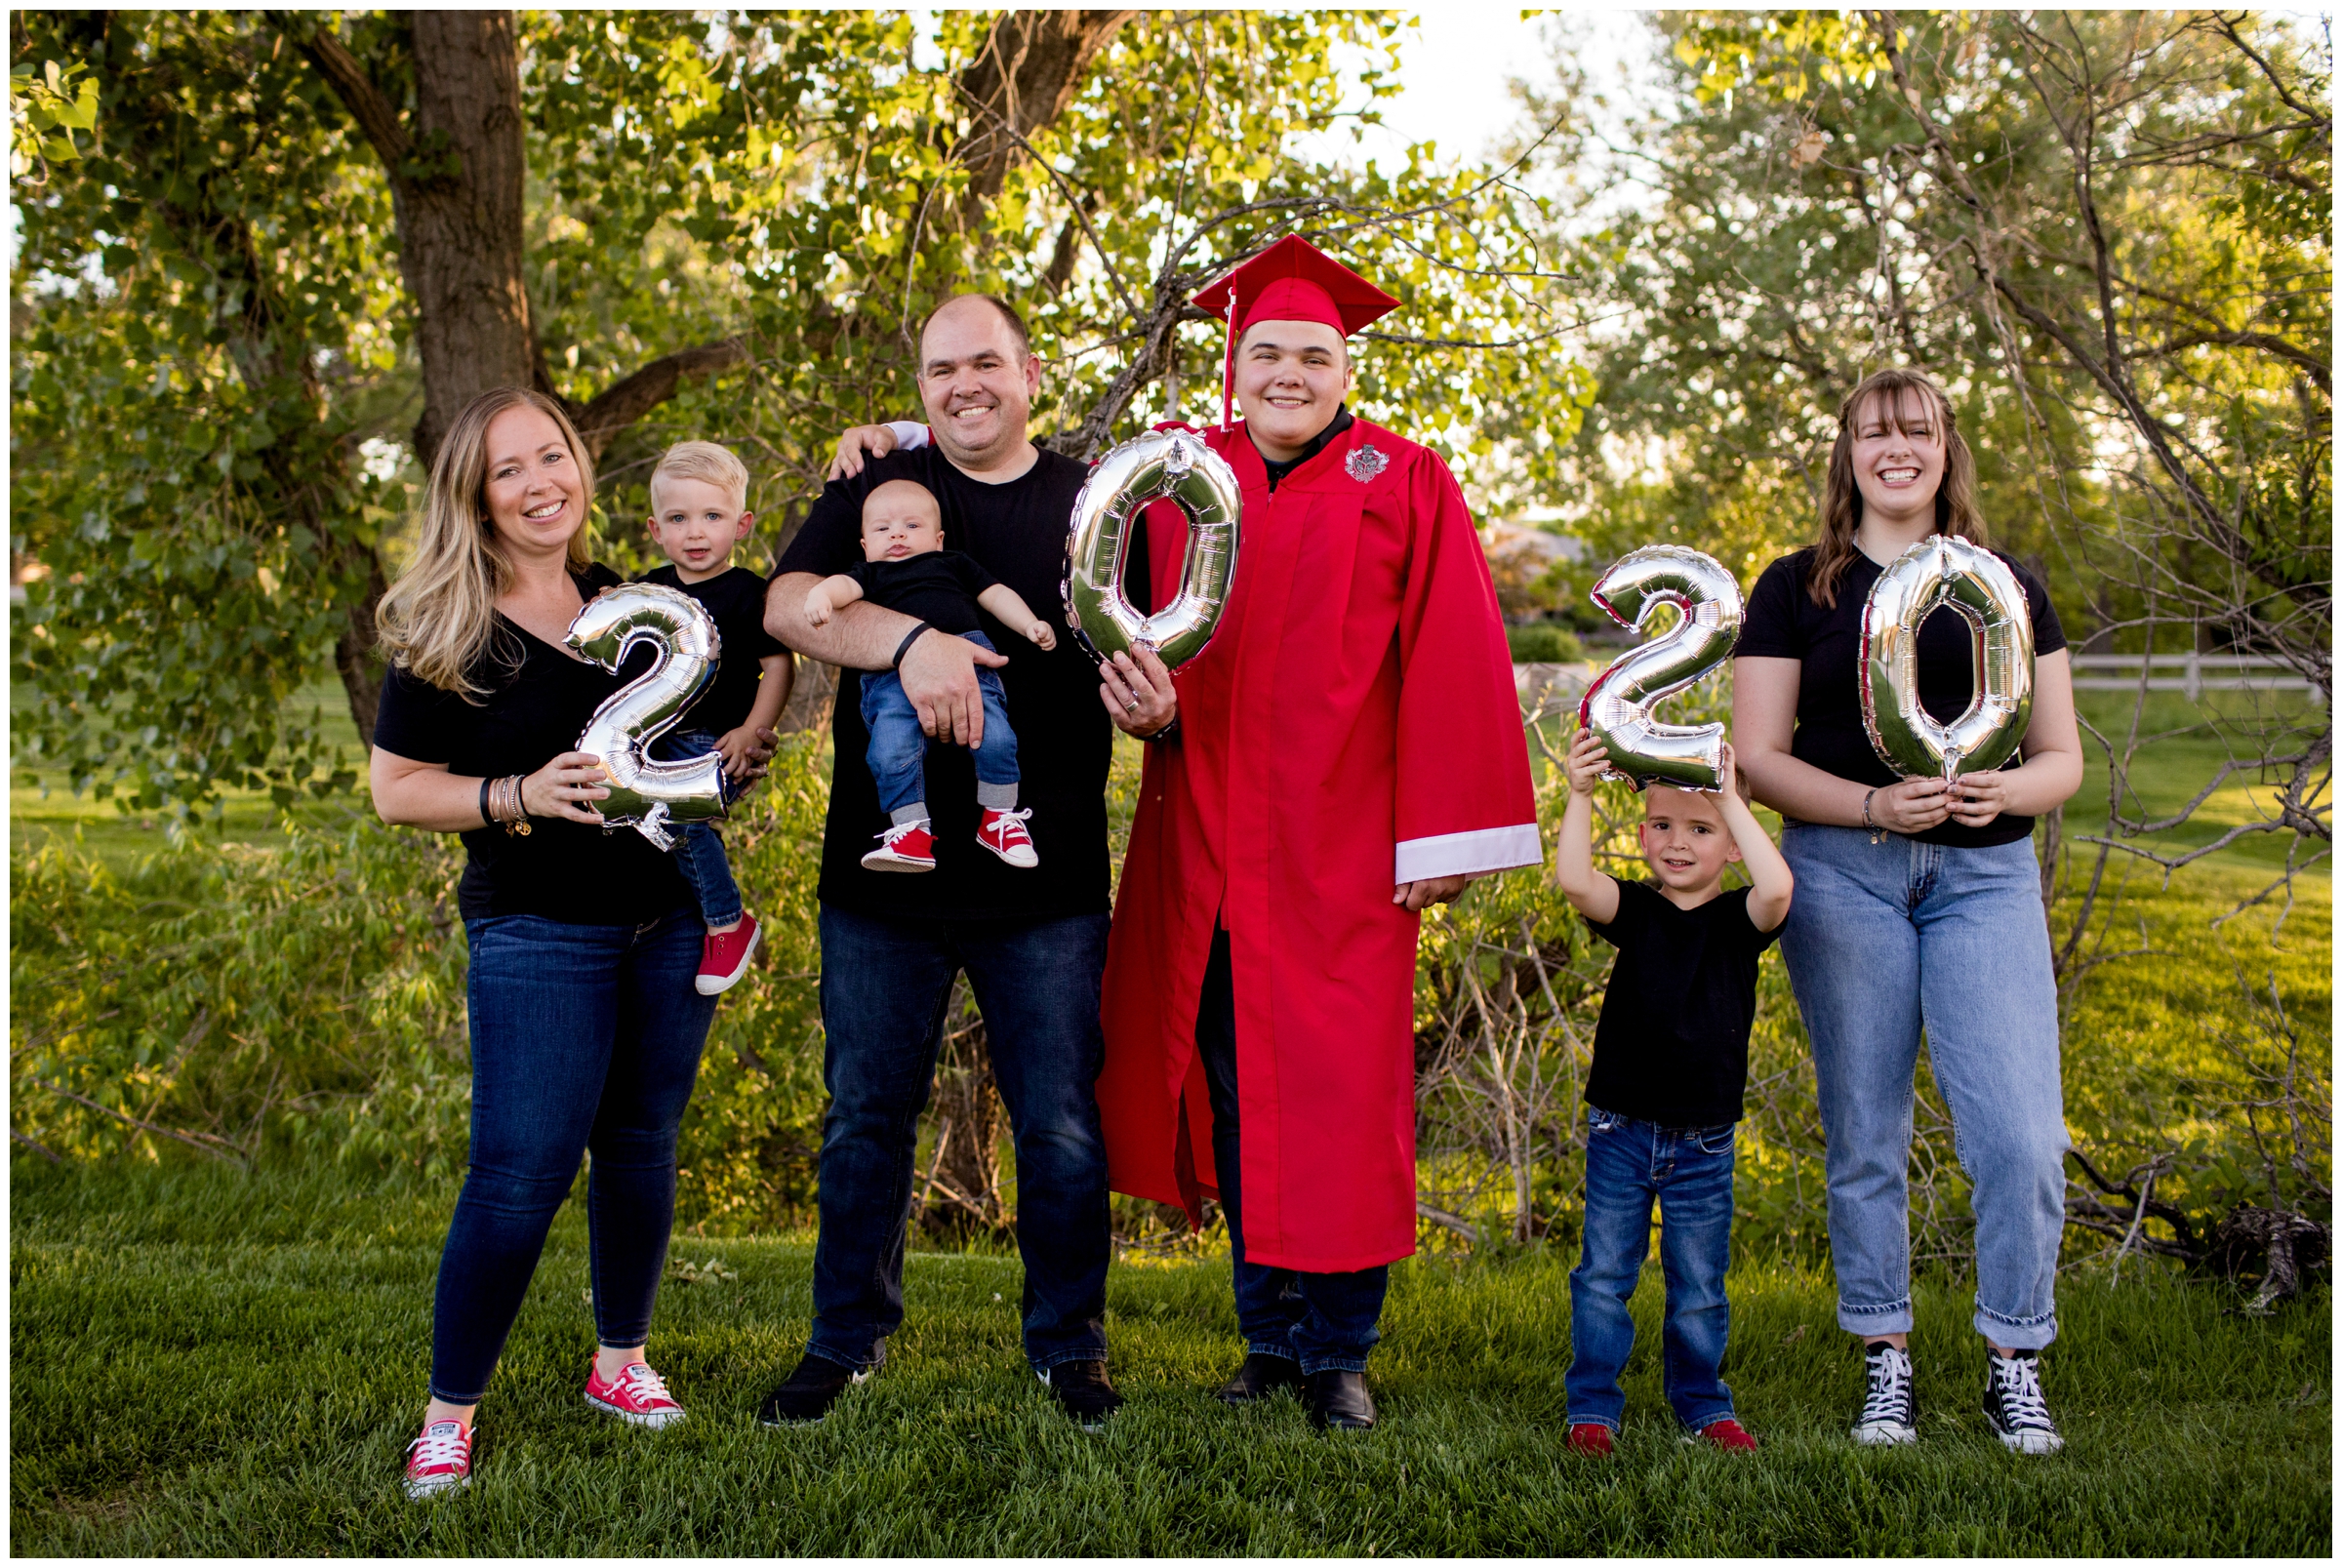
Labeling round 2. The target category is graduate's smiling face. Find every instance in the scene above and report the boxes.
[1233,319,1353,462]
[1638,787,1740,898]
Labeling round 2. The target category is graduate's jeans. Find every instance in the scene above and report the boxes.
[1196,929,1389,1376]
[1779,824,2068,1349]
[429,911,714,1404]
[648,727,742,929]
[860,631,1020,819]
[806,905,1111,1372]
[1564,1110,1737,1432]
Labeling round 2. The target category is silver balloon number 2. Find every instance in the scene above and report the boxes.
[564,583,727,850]
[1063,429,1241,669]
[1859,534,2035,782]
[1578,545,1744,792]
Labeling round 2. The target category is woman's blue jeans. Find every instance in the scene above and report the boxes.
[1778,824,2069,1349]
[429,910,717,1404]
[1565,1109,1739,1432]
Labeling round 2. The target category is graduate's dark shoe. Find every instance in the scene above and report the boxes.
[1304,1369,1376,1431]
[1216,1352,1306,1404]
[1038,1360,1123,1430]
[756,1352,868,1426]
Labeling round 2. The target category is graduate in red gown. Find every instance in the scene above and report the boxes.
[1092,236,1541,1429]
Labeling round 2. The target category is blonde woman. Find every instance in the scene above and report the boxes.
[370,387,764,1498]
[1733,368,2083,1457]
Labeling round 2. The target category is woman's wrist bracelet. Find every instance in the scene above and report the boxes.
[478,777,495,829]
[892,622,935,670]
[1861,787,1882,842]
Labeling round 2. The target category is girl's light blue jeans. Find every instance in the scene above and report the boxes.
[1778,824,2068,1350]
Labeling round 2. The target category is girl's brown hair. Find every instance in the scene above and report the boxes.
[1808,367,1987,608]
[377,387,597,696]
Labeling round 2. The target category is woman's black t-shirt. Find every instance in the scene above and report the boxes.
[1736,545,2067,850]
[371,562,694,925]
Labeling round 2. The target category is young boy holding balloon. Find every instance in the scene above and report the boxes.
[1553,731,1793,1455]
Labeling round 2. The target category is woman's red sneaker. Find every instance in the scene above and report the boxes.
[403,1419,472,1500]
[585,1359,687,1428]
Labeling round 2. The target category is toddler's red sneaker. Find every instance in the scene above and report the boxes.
[585,1359,687,1429]
[696,912,761,996]
[977,807,1039,868]
[403,1418,472,1500]
[1567,1423,1614,1457]
[1699,1417,1757,1452]
[862,820,937,872]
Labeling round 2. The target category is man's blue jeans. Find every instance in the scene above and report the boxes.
[1565,1109,1739,1432]
[860,631,1020,819]
[805,904,1111,1372]
[649,726,743,929]
[1778,824,2068,1349]
[431,911,716,1404]
[1195,928,1388,1375]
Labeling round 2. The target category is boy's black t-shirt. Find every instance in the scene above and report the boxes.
[371,562,693,925]
[774,444,1114,922]
[1585,880,1782,1127]
[1736,545,2068,849]
[845,551,999,635]
[640,563,786,737]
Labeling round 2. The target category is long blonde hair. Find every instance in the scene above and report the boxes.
[377,388,596,696]
[1808,368,1988,608]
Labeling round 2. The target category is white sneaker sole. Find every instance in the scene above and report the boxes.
[1991,1424,2063,1455]
[694,921,762,996]
[404,1471,469,1501]
[1852,1422,1918,1446]
[979,840,1038,868]
[586,1393,687,1429]
[860,852,936,872]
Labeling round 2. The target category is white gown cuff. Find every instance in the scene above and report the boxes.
[885,420,930,450]
[1393,823,1545,883]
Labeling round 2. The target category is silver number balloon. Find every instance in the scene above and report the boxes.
[1578,545,1744,792]
[1062,429,1241,669]
[564,583,727,850]
[1859,534,2035,782]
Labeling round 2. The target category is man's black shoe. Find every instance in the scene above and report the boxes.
[1039,1360,1124,1430]
[1216,1351,1306,1404]
[1304,1369,1376,1431]
[757,1351,867,1426]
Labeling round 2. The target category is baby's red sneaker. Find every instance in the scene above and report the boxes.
[977,807,1038,868]
[403,1418,472,1500]
[1568,1423,1614,1457]
[862,820,937,872]
[585,1359,687,1429]
[696,912,761,996]
[1699,1417,1757,1452]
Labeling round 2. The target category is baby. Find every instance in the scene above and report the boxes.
[803,478,1056,872]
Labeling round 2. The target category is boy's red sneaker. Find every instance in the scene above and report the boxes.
[862,820,937,872]
[585,1359,687,1429]
[695,912,761,996]
[1699,1417,1757,1452]
[403,1418,472,1500]
[976,807,1039,867]
[1568,1423,1614,1457]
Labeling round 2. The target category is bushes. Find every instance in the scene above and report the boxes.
[1506,622,1585,663]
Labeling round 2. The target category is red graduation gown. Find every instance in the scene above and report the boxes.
[1096,416,1541,1272]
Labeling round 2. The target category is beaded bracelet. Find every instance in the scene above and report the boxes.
[1862,787,1883,844]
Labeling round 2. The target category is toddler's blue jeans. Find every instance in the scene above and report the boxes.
[859,631,1020,821]
[649,727,743,929]
[1566,1109,1738,1432]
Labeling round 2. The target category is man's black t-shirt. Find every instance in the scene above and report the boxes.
[845,551,999,635]
[1737,545,2069,850]
[774,445,1111,921]
[641,563,786,737]
[371,562,693,925]
[1585,880,1782,1126]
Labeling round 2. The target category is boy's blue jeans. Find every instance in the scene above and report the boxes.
[1566,1108,1738,1432]
[649,727,742,929]
[860,631,1020,820]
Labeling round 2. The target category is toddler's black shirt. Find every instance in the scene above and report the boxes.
[640,563,786,737]
[1584,880,1782,1127]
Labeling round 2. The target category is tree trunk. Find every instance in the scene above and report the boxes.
[335,558,391,748]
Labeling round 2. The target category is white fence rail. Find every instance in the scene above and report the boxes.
[2068,653,2323,700]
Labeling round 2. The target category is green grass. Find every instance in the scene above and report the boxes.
[11,1160,2329,1555]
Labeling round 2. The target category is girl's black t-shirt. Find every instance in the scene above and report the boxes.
[1736,545,2067,850]
[371,562,694,925]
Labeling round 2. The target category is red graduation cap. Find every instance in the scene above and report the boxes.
[1191,235,1399,429]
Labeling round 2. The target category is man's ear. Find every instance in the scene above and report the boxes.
[1023,351,1042,400]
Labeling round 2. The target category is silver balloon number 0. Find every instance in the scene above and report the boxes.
[1578,545,1744,792]
[563,583,728,850]
[1859,534,2034,782]
[1062,429,1241,669]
